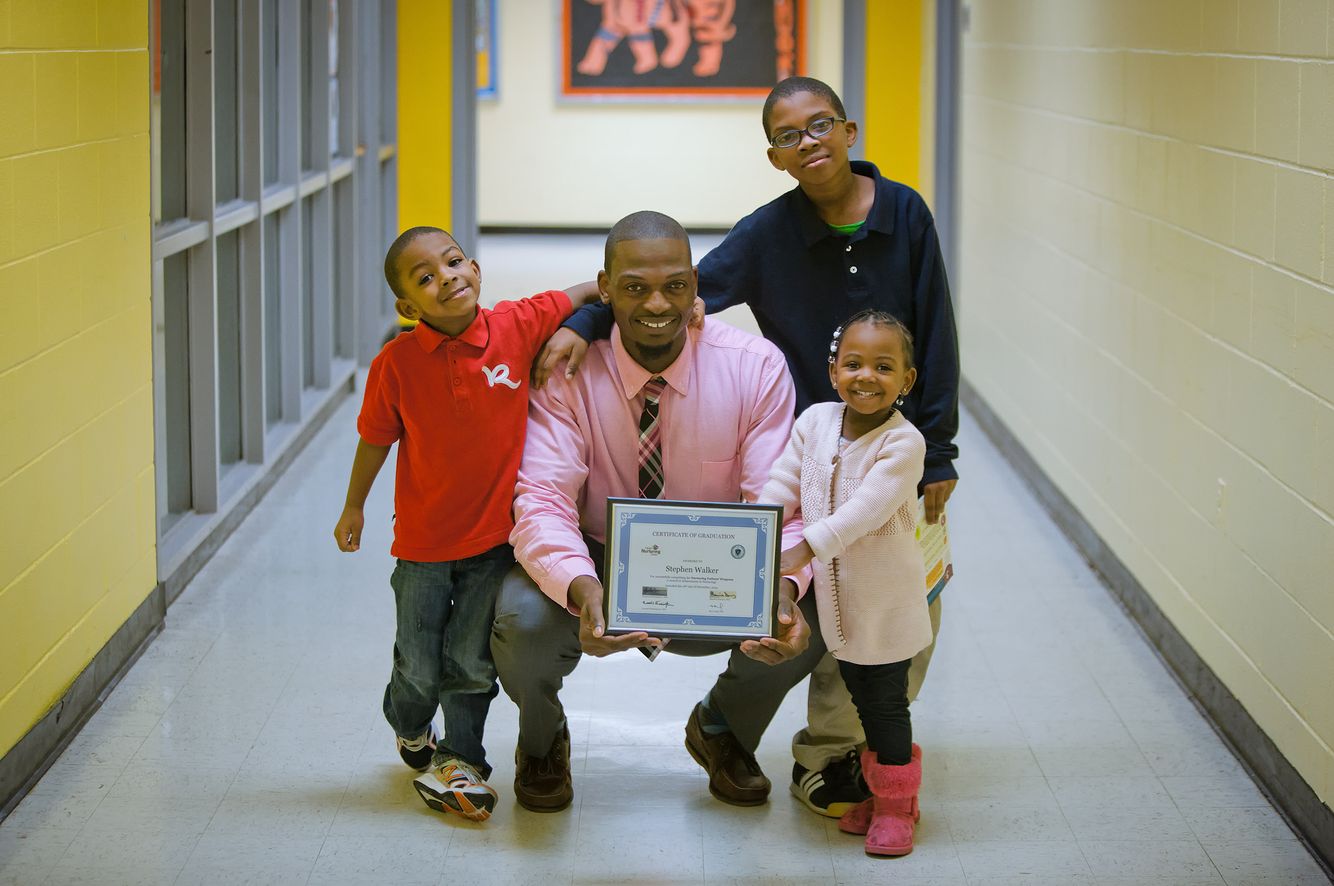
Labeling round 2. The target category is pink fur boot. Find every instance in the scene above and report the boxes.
[855,745,922,856]
[838,743,921,837]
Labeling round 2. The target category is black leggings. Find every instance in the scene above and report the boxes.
[839,657,913,766]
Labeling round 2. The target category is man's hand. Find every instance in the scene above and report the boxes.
[923,479,957,524]
[533,328,590,390]
[779,540,815,575]
[568,576,662,657]
[739,579,809,664]
[688,296,706,329]
[333,506,364,552]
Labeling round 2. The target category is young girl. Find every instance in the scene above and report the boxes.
[762,309,934,857]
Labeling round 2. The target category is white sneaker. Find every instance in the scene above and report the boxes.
[413,758,498,822]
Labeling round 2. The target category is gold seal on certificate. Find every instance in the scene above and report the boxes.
[602,498,783,641]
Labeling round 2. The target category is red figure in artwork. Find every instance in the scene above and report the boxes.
[683,0,737,77]
[772,0,796,79]
[577,0,693,75]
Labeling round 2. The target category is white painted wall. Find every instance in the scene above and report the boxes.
[959,1,1333,803]
[478,2,844,228]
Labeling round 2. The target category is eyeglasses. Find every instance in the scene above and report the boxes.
[768,116,845,149]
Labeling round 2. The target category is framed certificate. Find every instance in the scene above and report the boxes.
[603,498,783,641]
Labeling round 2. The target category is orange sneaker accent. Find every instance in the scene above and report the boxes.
[412,758,498,822]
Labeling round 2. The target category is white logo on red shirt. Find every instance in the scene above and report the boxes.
[481,363,520,390]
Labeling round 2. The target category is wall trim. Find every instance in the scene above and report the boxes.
[0,378,356,822]
[0,585,163,821]
[962,378,1333,872]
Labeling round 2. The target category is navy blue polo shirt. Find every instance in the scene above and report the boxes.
[566,161,959,486]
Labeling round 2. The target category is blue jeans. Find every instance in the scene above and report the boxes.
[382,545,514,776]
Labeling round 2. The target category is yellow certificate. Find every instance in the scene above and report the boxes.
[916,499,954,604]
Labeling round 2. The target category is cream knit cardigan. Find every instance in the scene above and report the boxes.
[762,402,933,666]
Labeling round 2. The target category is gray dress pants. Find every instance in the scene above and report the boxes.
[490,563,828,758]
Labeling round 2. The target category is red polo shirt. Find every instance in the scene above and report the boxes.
[358,291,572,561]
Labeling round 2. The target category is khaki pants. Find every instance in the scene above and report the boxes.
[791,594,943,772]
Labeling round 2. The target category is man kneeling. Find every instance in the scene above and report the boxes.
[491,211,822,811]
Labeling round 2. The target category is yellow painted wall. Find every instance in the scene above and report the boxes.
[864,0,924,197]
[0,1,156,758]
[960,1,1333,802]
[397,0,452,234]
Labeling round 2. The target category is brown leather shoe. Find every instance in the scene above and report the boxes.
[514,724,573,812]
[684,702,770,806]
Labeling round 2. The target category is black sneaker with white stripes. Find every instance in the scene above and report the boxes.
[789,750,870,818]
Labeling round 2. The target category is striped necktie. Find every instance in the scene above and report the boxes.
[637,376,667,499]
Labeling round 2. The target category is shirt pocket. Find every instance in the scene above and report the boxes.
[697,458,740,500]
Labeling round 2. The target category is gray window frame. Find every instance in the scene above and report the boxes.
[149,0,398,588]
[842,0,962,292]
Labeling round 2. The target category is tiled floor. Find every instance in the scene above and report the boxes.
[1,236,1328,885]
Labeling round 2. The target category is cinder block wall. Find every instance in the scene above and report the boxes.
[0,2,156,758]
[960,1,1332,802]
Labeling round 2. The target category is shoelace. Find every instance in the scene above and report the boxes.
[441,761,483,787]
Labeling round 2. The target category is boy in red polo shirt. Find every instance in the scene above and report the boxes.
[333,226,597,822]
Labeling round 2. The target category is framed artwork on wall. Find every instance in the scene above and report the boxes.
[561,0,805,101]
[477,0,498,99]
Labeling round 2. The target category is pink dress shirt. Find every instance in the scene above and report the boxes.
[511,322,810,609]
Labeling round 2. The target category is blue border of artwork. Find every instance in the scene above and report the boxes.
[476,0,498,100]
[605,501,779,638]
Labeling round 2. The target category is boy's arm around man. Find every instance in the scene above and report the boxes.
[540,190,959,525]
[331,281,599,555]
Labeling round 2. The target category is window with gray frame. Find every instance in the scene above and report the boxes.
[150,0,400,577]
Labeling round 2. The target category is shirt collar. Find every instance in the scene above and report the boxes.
[794,159,895,247]
[411,308,489,353]
[609,325,693,400]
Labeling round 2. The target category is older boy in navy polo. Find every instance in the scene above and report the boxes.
[545,77,960,819]
[334,226,596,822]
